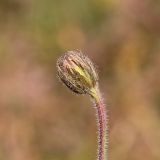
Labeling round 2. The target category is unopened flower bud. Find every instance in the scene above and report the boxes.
[57,50,98,95]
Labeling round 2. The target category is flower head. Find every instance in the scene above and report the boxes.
[57,50,98,95]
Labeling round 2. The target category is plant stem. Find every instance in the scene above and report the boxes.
[90,85,108,160]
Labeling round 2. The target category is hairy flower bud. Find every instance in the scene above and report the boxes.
[57,50,98,95]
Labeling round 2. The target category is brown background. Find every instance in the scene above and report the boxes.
[0,0,160,159]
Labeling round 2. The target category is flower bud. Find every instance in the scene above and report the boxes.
[57,50,98,95]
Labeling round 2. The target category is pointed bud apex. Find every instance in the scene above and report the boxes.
[57,50,98,95]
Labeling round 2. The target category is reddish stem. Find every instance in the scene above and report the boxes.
[92,86,108,160]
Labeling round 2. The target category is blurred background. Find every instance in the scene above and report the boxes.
[0,0,160,160]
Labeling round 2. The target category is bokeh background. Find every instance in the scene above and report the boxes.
[0,0,160,160]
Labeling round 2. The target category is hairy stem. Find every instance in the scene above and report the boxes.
[90,85,108,160]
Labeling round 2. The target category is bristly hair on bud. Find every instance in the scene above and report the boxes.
[57,50,108,160]
[57,50,98,96]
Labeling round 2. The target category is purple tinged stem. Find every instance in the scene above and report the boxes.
[91,85,108,160]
